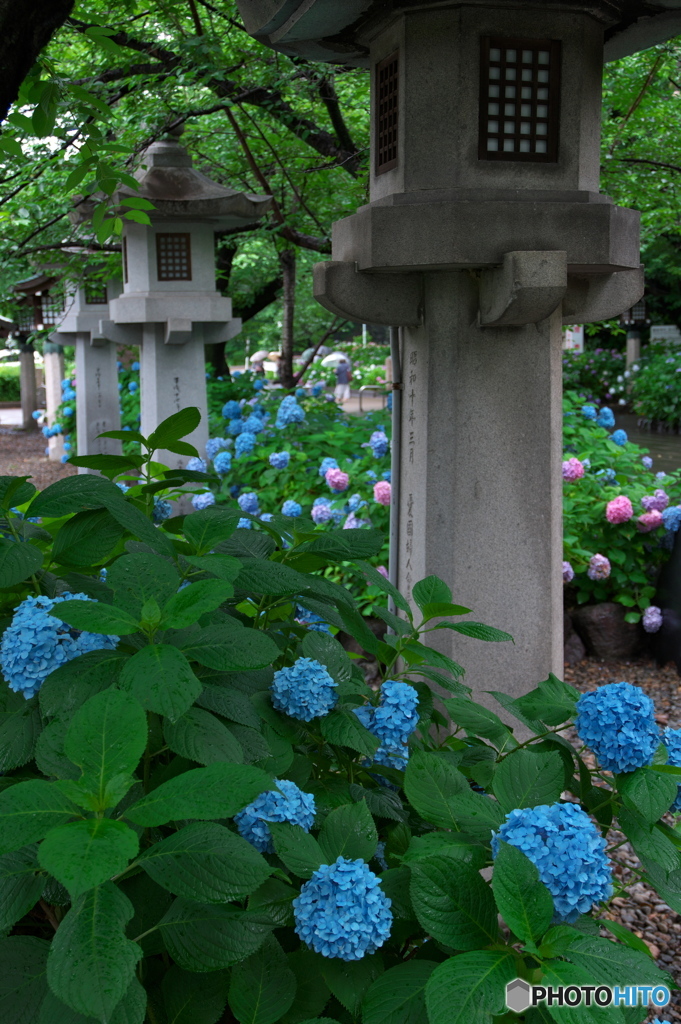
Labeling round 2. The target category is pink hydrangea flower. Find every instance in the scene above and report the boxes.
[641,489,669,513]
[373,481,391,506]
[562,561,574,583]
[377,565,389,579]
[587,554,611,581]
[325,468,349,492]
[642,606,663,634]
[637,510,663,533]
[606,496,633,524]
[562,458,585,482]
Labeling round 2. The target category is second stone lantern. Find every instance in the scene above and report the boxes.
[96,129,272,466]
[238,0,681,706]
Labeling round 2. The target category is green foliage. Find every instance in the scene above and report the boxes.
[0,364,21,403]
[0,408,676,1024]
[561,348,627,405]
[629,343,681,427]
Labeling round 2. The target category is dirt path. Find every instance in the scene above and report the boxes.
[0,427,76,491]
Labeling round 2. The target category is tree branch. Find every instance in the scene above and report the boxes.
[613,157,681,174]
[0,0,76,124]
[318,75,358,156]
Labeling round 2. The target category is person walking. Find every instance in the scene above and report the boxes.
[334,358,352,404]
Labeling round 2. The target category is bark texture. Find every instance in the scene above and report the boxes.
[0,0,75,123]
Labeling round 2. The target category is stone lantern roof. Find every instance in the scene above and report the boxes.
[237,0,681,64]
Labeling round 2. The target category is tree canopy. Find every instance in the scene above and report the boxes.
[1,3,681,352]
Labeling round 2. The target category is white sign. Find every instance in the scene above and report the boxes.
[650,324,681,345]
[562,324,584,352]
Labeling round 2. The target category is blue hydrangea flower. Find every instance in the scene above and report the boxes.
[128,381,138,394]
[382,470,392,482]
[575,681,659,773]
[62,406,73,418]
[152,497,172,523]
[269,451,290,469]
[295,388,305,398]
[233,371,241,378]
[596,467,617,486]
[206,437,230,461]
[186,457,207,473]
[387,393,392,412]
[0,593,119,699]
[642,456,653,470]
[251,405,268,420]
[238,492,260,514]
[242,414,265,434]
[596,407,615,429]
[229,484,241,499]
[611,429,628,446]
[374,841,388,871]
[581,404,597,420]
[192,491,215,511]
[271,657,338,721]
[235,779,316,852]
[295,606,331,633]
[235,433,256,458]
[312,383,324,397]
[662,728,681,811]
[237,517,252,529]
[214,451,232,476]
[368,430,389,458]
[60,454,70,464]
[663,506,681,532]
[355,681,419,770]
[276,396,305,429]
[260,513,274,523]
[346,494,366,513]
[62,389,76,401]
[282,500,302,517]
[131,361,140,372]
[293,857,392,961]
[116,482,129,494]
[492,803,612,922]
[319,458,339,478]
[62,378,72,389]
[253,379,266,391]
[229,418,245,436]
[223,400,241,420]
[63,443,72,452]
[365,470,377,483]
[657,472,668,483]
[311,502,333,525]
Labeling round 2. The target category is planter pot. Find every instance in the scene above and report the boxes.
[572,602,645,660]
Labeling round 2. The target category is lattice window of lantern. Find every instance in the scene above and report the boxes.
[84,281,107,305]
[15,303,35,332]
[376,52,398,174]
[39,293,64,326]
[479,37,561,162]
[156,233,192,282]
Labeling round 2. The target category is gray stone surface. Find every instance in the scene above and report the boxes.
[74,333,122,468]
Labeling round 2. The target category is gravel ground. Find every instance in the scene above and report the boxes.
[0,427,76,490]
[565,657,681,1021]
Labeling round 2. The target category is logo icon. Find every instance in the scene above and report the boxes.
[506,979,532,1013]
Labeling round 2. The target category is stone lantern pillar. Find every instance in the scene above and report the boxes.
[238,0,681,704]
[49,277,123,468]
[11,274,63,432]
[94,130,271,468]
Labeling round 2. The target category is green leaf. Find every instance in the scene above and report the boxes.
[443,622,513,643]
[173,624,279,672]
[0,539,43,587]
[39,977,147,1023]
[298,530,385,561]
[412,576,452,610]
[51,509,126,566]
[28,475,122,518]
[158,898,272,971]
[321,955,384,1017]
[410,856,498,950]
[618,767,677,823]
[35,720,79,781]
[279,950,330,1023]
[348,784,407,823]
[320,708,380,757]
[101,495,175,557]
[354,560,413,617]
[0,936,50,1024]
[318,800,377,863]
[442,698,514,747]
[566,934,673,989]
[362,960,436,1024]
[301,631,352,686]
[183,508,240,554]
[234,559,311,596]
[337,603,380,655]
[599,919,654,958]
[163,707,244,765]
[402,641,466,680]
[64,689,147,803]
[511,675,579,727]
[125,762,271,827]
[48,599,138,636]
[139,822,272,903]
[0,846,44,934]
[404,750,469,830]
[269,823,325,879]
[46,883,141,1020]
[161,966,229,1024]
[491,841,553,944]
[228,936,297,1024]
[618,808,681,874]
[400,833,487,870]
[492,749,566,813]
[185,553,242,582]
[421,602,471,619]
[196,685,260,729]
[248,878,296,927]
[425,951,517,1024]
[106,552,180,618]
[162,580,234,629]
[119,644,202,721]
[539,960,627,1024]
[147,408,201,450]
[0,689,41,772]
[38,819,139,899]
[39,649,126,722]
[0,781,79,855]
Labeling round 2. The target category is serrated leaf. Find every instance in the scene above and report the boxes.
[139,822,272,903]
[492,749,566,813]
[0,689,41,772]
[51,509,126,567]
[38,819,139,899]
[195,685,260,729]
[173,624,279,672]
[443,698,514,747]
[147,408,201,449]
[161,966,229,1024]
[404,750,468,830]
[28,475,122,518]
[162,580,234,629]
[106,551,179,619]
[48,599,138,636]
[163,707,244,765]
[119,644,202,721]
[0,846,43,934]
[425,951,517,1024]
[318,800,377,863]
[362,960,436,1024]
[228,936,296,1024]
[39,649,126,722]
[269,823,325,879]
[320,708,380,757]
[410,856,498,950]
[0,935,50,1024]
[46,883,141,1020]
[301,631,352,686]
[64,689,147,804]
[491,842,554,943]
[321,954,384,1017]
[0,539,43,587]
[443,622,513,643]
[411,576,452,610]
[0,781,79,855]
[158,898,273,971]
[125,762,271,826]
[618,767,677,823]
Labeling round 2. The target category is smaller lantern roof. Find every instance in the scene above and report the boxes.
[236,0,681,64]
[112,130,273,228]
[12,274,56,295]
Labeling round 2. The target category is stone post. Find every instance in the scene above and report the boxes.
[19,344,37,432]
[626,330,641,370]
[74,333,122,464]
[43,344,65,460]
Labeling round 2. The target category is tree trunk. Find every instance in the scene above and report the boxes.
[278,248,296,388]
[0,0,75,124]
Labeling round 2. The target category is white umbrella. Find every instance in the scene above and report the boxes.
[250,349,269,362]
[321,351,351,368]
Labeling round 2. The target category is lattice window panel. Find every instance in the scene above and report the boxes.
[84,281,107,305]
[156,232,192,282]
[376,51,399,174]
[15,303,36,332]
[479,37,561,162]
[39,293,64,326]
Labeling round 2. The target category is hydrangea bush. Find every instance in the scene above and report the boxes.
[629,343,681,428]
[0,408,679,1024]
[562,390,681,620]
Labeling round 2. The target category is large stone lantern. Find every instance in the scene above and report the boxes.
[96,130,272,466]
[238,0,681,704]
